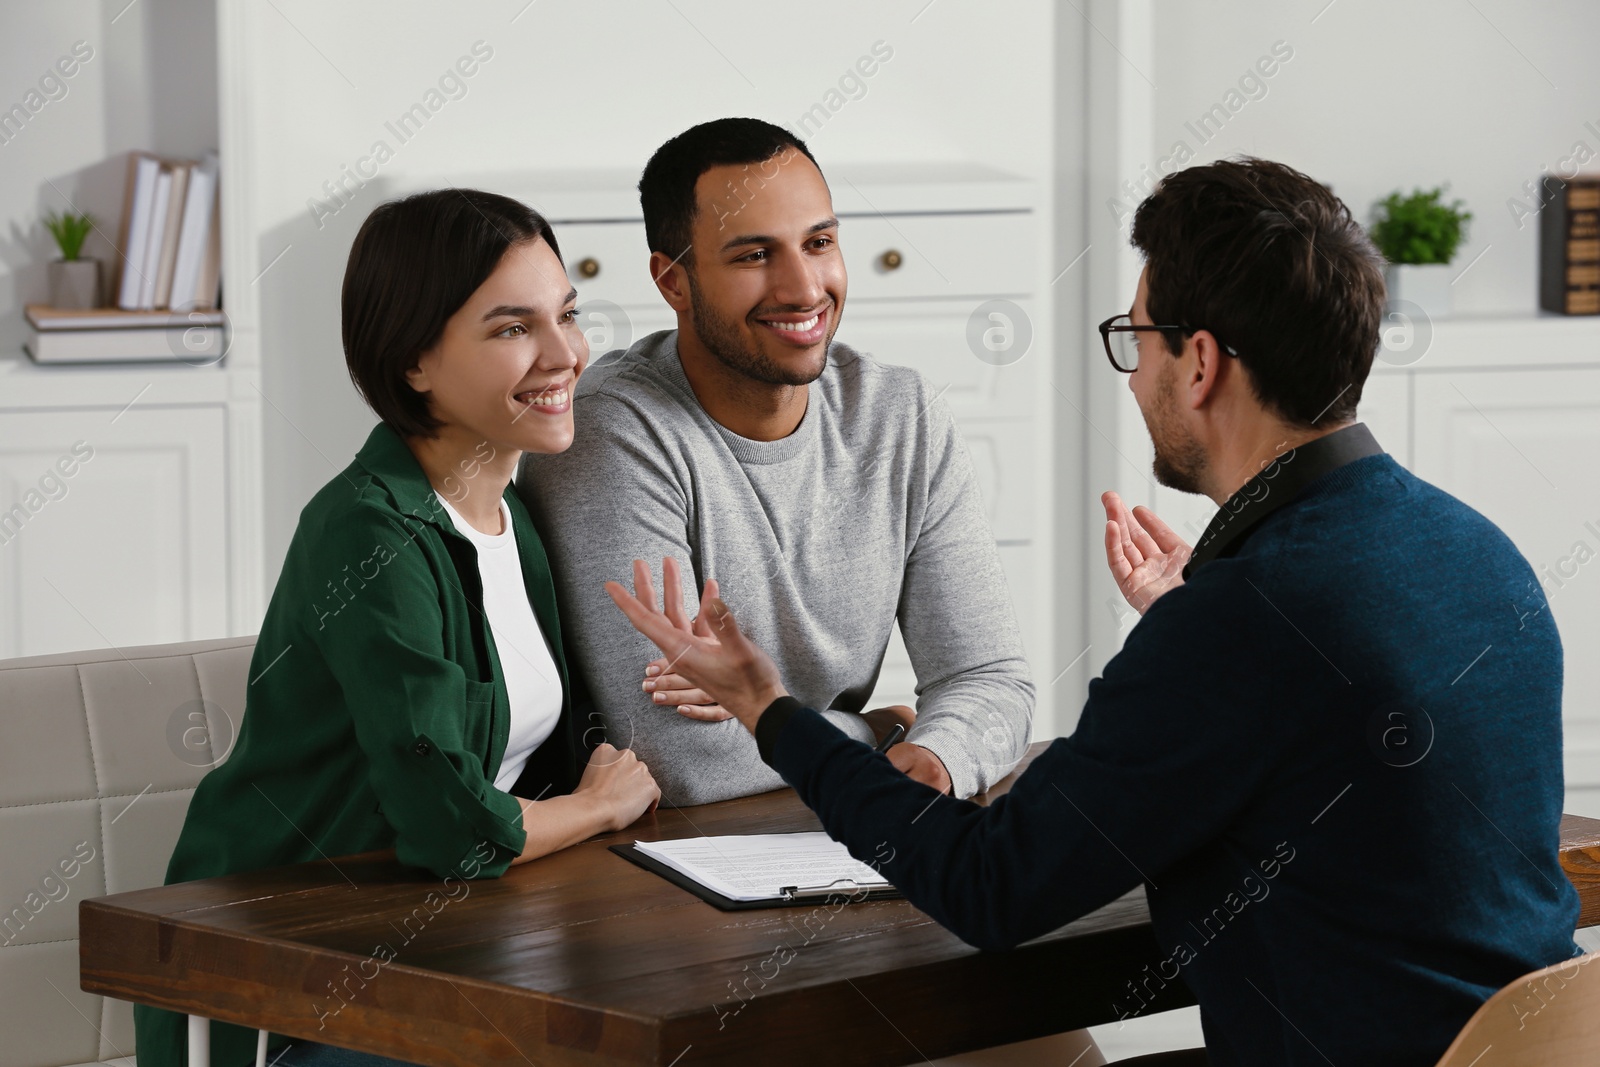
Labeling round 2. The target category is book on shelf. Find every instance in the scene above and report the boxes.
[170,153,220,310]
[115,154,160,309]
[1540,175,1600,315]
[136,166,170,309]
[113,149,221,313]
[22,304,225,365]
[151,162,189,308]
[25,305,224,330]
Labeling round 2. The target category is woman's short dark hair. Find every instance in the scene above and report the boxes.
[1130,157,1386,428]
[342,188,561,438]
[638,117,819,265]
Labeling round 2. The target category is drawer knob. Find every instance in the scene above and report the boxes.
[878,249,904,271]
[577,257,601,279]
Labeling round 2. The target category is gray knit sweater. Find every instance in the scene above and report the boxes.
[516,330,1034,805]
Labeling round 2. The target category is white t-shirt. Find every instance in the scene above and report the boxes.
[434,491,563,793]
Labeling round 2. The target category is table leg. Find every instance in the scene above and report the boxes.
[256,1027,269,1067]
[187,1014,209,1067]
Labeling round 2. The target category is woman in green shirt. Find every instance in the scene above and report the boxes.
[135,190,663,1067]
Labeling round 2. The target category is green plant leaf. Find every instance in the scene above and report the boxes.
[43,210,96,262]
[1368,187,1472,265]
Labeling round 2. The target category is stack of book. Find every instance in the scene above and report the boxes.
[114,149,222,312]
[23,305,225,365]
[1539,175,1600,315]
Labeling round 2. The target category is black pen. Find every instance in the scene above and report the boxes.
[873,723,906,754]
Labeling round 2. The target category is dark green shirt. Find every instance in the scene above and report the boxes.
[134,422,586,1067]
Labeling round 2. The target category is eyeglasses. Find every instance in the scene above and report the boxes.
[1097,314,1237,373]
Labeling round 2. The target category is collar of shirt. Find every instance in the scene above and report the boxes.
[1181,422,1384,580]
[353,421,512,542]
[353,422,450,526]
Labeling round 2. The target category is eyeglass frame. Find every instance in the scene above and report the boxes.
[1097,314,1238,374]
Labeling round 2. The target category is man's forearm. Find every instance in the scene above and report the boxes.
[820,708,877,745]
[753,697,1117,952]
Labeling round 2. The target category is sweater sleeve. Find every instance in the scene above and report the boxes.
[894,389,1036,798]
[309,502,527,879]
[759,578,1278,950]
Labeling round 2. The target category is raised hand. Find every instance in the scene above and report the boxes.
[641,557,732,721]
[606,558,788,734]
[1102,490,1191,615]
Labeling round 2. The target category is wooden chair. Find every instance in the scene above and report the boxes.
[1432,949,1600,1066]
[1112,951,1600,1066]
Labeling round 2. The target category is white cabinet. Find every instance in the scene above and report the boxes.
[1356,370,1411,468]
[843,300,1038,420]
[555,221,677,352]
[0,405,228,659]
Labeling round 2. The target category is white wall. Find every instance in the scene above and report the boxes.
[225,0,1058,592]
[0,0,216,354]
[1143,0,1600,314]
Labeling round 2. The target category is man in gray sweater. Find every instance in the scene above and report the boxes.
[517,118,1033,806]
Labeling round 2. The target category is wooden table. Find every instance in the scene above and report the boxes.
[80,744,1600,1067]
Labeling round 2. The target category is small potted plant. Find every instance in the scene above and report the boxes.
[1369,187,1472,318]
[43,210,99,309]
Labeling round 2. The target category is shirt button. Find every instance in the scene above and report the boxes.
[413,741,431,757]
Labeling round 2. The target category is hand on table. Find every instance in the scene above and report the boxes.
[1102,490,1190,615]
[863,704,951,793]
[570,743,661,830]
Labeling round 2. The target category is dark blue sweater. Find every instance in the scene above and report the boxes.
[757,450,1580,1065]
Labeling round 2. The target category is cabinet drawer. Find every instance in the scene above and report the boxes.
[575,305,676,362]
[553,221,659,308]
[960,418,1036,543]
[839,299,1035,419]
[555,211,1036,310]
[839,211,1034,300]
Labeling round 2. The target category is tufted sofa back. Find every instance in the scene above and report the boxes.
[0,636,254,1067]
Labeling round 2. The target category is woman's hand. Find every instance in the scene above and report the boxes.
[1102,490,1191,615]
[605,557,787,734]
[572,742,661,831]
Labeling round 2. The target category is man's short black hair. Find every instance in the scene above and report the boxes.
[342,188,561,438]
[1130,157,1386,428]
[638,117,820,265]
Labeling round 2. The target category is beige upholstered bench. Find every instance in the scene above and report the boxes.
[0,636,255,1067]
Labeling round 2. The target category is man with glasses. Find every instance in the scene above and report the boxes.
[605,157,1581,1065]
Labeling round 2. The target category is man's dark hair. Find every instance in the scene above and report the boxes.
[638,117,820,265]
[1130,157,1386,428]
[342,188,561,437]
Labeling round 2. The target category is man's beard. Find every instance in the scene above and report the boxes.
[686,274,830,387]
[1146,359,1208,495]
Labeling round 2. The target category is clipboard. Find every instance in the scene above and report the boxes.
[609,842,903,911]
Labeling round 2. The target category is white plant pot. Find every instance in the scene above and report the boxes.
[1385,263,1453,319]
[48,259,101,309]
